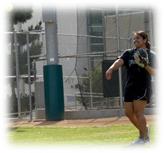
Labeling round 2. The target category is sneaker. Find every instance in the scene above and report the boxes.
[130,138,145,145]
[144,137,150,144]
[143,126,150,144]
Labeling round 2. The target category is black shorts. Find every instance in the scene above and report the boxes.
[124,85,150,103]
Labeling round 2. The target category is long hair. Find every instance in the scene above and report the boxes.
[133,31,151,49]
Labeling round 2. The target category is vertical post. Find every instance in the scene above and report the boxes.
[75,93,77,110]
[89,76,93,108]
[43,8,58,64]
[26,32,32,121]
[102,11,106,58]
[33,59,37,81]
[116,8,123,116]
[148,9,154,49]
[14,32,21,118]
[42,8,64,121]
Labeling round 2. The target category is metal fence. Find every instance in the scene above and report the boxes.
[7,31,44,120]
[6,8,156,120]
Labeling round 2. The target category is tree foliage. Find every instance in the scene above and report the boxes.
[10,7,33,25]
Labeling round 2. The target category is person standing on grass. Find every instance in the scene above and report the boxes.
[106,31,155,145]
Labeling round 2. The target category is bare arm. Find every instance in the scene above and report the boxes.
[145,65,155,76]
[106,59,124,80]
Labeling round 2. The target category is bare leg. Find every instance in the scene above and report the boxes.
[133,100,148,140]
[124,102,142,137]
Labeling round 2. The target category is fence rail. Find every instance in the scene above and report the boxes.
[6,8,155,120]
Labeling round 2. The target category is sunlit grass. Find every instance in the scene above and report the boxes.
[9,123,155,145]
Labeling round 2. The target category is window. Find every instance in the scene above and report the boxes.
[87,9,104,52]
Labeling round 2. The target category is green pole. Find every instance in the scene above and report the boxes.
[43,65,64,120]
[42,8,64,121]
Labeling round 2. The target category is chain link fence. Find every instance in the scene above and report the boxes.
[6,7,156,120]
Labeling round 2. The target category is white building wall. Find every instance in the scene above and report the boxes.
[31,8,88,108]
[57,8,88,108]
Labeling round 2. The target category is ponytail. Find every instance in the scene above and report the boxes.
[145,40,151,49]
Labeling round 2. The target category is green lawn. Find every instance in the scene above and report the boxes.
[8,124,155,145]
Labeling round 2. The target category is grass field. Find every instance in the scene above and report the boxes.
[8,116,155,145]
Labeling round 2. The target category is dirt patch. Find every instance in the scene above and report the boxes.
[8,115,155,128]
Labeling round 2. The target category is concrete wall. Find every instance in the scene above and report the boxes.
[36,107,155,120]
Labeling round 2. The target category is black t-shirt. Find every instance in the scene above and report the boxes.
[119,48,155,97]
